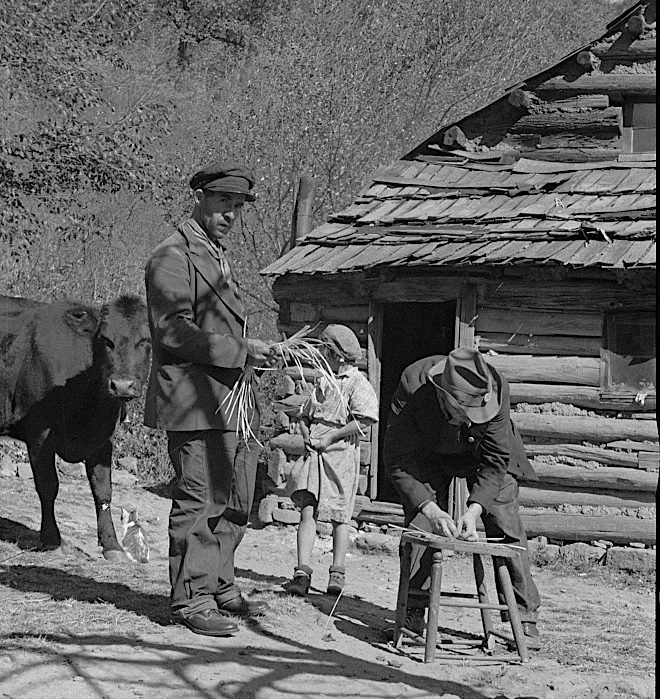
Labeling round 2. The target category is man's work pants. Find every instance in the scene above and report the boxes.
[167,426,259,617]
[403,472,541,622]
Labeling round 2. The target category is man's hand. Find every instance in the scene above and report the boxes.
[457,503,483,541]
[246,339,275,367]
[420,501,458,538]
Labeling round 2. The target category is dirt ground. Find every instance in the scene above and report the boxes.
[0,469,655,699]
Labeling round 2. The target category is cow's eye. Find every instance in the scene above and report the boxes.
[101,337,115,350]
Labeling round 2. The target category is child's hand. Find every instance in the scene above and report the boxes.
[315,433,335,453]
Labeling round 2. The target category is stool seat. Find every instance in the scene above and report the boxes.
[394,531,530,663]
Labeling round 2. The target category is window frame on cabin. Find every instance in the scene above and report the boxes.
[601,311,656,396]
[622,101,656,153]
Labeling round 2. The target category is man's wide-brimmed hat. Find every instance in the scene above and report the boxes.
[427,347,500,424]
[189,161,256,201]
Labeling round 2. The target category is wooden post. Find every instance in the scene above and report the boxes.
[451,283,479,522]
[289,175,316,250]
[367,302,383,500]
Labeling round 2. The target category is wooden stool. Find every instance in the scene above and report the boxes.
[394,531,530,663]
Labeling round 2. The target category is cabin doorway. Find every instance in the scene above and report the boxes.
[376,301,456,502]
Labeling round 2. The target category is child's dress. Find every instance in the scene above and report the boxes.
[289,365,379,523]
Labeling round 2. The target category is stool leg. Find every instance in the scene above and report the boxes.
[394,541,412,648]
[473,554,495,652]
[424,551,443,663]
[494,559,530,663]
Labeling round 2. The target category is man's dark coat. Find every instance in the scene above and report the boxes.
[384,355,537,515]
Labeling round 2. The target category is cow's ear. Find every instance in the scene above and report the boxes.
[64,307,99,337]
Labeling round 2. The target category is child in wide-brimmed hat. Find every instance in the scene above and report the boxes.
[285,324,379,597]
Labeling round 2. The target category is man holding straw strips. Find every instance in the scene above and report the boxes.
[144,161,274,637]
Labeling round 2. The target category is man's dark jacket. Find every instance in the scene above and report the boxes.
[384,355,537,515]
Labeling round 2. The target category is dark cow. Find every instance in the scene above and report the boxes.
[0,294,151,560]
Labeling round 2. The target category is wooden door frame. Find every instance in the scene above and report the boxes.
[367,302,383,500]
[366,282,479,501]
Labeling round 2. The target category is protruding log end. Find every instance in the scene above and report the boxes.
[577,50,601,71]
[626,14,647,38]
[508,88,534,109]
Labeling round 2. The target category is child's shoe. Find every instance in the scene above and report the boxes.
[285,566,312,596]
[326,565,346,596]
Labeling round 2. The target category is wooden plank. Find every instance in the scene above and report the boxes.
[515,149,620,163]
[477,332,602,356]
[354,505,656,545]
[450,283,479,523]
[289,301,319,323]
[486,355,601,387]
[368,302,383,500]
[272,274,369,304]
[277,321,367,344]
[638,452,660,471]
[508,382,656,412]
[531,95,611,111]
[519,486,654,509]
[509,107,622,135]
[475,307,602,337]
[455,283,478,349]
[607,440,659,452]
[524,443,638,468]
[522,462,658,492]
[531,74,656,98]
[501,132,620,152]
[519,510,656,546]
[591,38,656,62]
[372,276,476,303]
[513,412,658,443]
[320,305,370,323]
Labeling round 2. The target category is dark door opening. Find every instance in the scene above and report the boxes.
[376,301,456,503]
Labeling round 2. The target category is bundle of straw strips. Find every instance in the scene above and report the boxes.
[220,326,349,447]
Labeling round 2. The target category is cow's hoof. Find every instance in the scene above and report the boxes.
[103,549,129,562]
[40,540,62,551]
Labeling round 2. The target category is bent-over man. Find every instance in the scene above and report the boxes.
[383,347,542,649]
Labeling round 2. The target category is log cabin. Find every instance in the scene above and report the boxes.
[261,1,657,547]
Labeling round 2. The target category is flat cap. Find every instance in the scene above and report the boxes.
[189,160,256,201]
[320,324,362,363]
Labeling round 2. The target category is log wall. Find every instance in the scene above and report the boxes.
[471,272,657,545]
[267,268,657,546]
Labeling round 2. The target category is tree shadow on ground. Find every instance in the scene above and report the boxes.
[235,566,289,586]
[0,563,534,697]
[0,564,171,625]
[0,516,42,552]
[0,628,526,699]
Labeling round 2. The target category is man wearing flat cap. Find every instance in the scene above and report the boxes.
[383,348,542,648]
[144,160,273,636]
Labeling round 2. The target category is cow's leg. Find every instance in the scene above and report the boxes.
[85,441,127,561]
[26,434,61,549]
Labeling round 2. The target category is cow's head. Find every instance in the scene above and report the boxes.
[96,295,151,400]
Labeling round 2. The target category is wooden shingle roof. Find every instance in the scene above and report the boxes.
[263,154,656,275]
